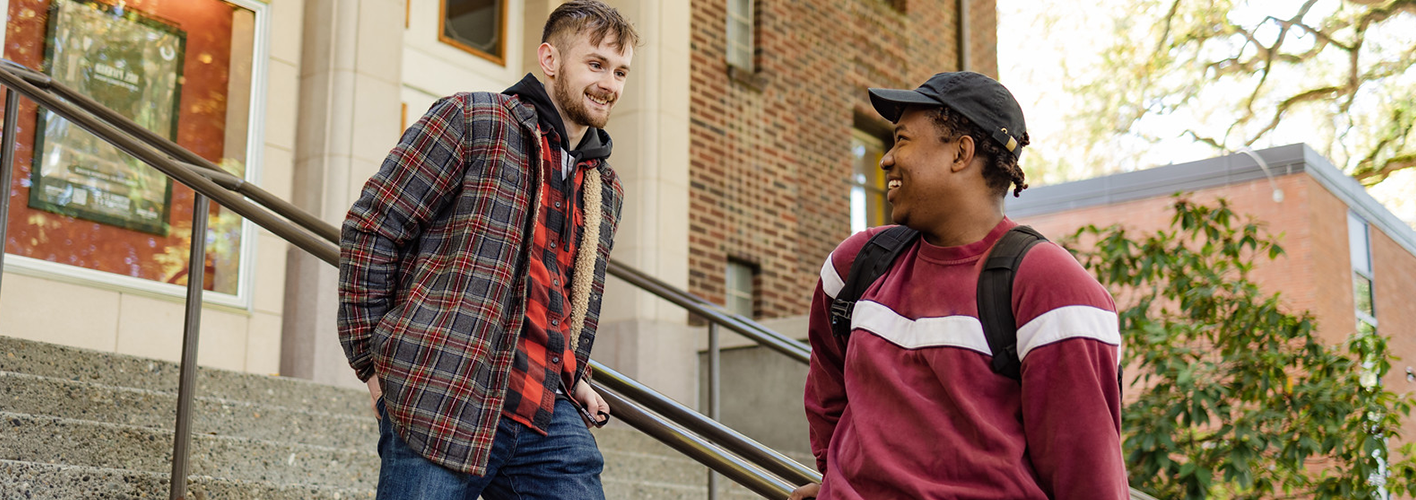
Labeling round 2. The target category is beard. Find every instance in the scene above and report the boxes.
[552,65,614,129]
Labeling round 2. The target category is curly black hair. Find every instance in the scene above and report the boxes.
[926,107,1030,197]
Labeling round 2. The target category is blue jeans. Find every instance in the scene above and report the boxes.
[375,397,606,500]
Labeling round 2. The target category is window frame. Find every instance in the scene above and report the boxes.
[0,0,271,310]
[726,0,754,72]
[1349,212,1378,327]
[438,0,507,66]
[724,259,756,318]
[850,127,891,233]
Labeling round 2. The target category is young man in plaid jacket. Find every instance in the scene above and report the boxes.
[337,2,637,498]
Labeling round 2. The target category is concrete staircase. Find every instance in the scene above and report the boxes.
[0,336,765,499]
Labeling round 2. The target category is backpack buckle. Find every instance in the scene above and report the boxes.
[829,299,855,335]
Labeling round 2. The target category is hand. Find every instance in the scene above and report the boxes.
[787,483,820,500]
[366,377,382,420]
[572,379,610,428]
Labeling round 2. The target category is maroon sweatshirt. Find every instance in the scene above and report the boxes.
[805,219,1129,499]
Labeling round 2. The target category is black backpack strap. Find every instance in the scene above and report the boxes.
[977,225,1048,381]
[829,226,921,341]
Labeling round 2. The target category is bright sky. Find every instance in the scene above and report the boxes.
[996,0,1416,229]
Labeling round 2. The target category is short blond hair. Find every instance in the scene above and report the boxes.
[542,0,640,53]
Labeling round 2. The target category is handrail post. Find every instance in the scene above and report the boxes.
[707,321,721,500]
[168,194,211,500]
[0,88,20,293]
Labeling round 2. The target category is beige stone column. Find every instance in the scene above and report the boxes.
[591,0,696,405]
[281,0,405,388]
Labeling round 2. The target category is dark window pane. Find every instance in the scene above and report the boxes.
[444,0,501,55]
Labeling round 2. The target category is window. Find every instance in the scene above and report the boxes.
[3,0,264,303]
[440,0,505,65]
[1349,212,1377,334]
[726,0,753,72]
[725,260,755,318]
[1348,212,1388,495]
[850,128,891,233]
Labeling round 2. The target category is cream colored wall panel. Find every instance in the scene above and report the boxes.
[260,145,295,201]
[322,75,360,159]
[265,60,301,151]
[115,295,254,371]
[356,0,405,84]
[253,234,290,315]
[196,309,251,371]
[293,68,333,165]
[400,87,441,138]
[658,114,690,185]
[270,0,305,66]
[115,294,184,362]
[347,158,384,203]
[659,52,690,122]
[351,75,404,163]
[401,48,513,98]
[246,311,283,375]
[321,154,356,225]
[657,0,691,56]
[0,273,120,351]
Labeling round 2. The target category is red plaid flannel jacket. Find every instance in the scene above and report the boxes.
[338,91,624,475]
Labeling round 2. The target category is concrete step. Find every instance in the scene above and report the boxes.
[0,411,378,491]
[596,425,805,499]
[0,459,374,500]
[0,336,369,418]
[0,370,377,451]
[0,336,798,499]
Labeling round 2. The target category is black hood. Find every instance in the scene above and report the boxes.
[503,73,613,162]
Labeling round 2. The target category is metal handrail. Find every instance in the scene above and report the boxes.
[591,361,820,485]
[606,260,811,364]
[595,387,797,499]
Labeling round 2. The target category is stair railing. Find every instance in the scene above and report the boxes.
[0,58,1158,500]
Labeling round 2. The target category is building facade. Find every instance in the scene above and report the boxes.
[687,0,999,319]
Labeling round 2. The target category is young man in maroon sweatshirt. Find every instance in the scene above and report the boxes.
[791,72,1129,500]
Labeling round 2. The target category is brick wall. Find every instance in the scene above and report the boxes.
[1015,174,1361,345]
[689,0,998,317]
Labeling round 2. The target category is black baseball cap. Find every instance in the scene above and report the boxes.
[868,71,1027,158]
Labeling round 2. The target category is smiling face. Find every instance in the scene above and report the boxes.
[543,32,633,129]
[880,106,970,232]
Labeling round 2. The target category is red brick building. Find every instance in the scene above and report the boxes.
[1007,143,1416,427]
[687,0,1000,318]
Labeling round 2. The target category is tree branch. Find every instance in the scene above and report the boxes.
[1355,155,1416,185]
[1183,130,1225,151]
[1244,86,1341,145]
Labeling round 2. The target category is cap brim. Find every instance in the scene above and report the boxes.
[868,88,940,122]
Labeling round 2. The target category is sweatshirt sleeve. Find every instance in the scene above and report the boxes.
[337,96,468,382]
[803,229,878,474]
[805,279,848,474]
[1013,243,1130,499]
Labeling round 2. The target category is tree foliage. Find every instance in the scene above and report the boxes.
[1064,197,1416,499]
[1032,0,1416,187]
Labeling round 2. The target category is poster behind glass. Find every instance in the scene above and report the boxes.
[29,0,185,235]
